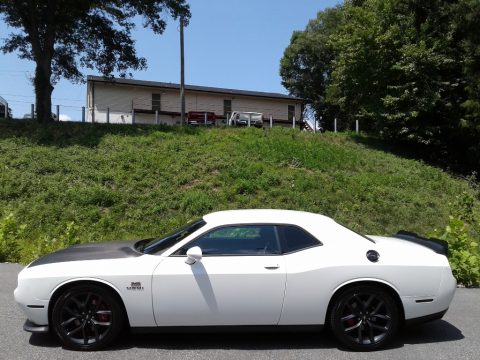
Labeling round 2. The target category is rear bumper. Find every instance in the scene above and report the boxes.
[23,320,49,333]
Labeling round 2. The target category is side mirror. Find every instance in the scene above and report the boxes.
[185,246,202,265]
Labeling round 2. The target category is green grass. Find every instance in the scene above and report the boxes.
[1,119,479,263]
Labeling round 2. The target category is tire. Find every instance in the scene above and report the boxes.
[329,285,399,351]
[51,284,125,351]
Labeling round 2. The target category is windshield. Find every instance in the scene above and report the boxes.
[238,113,262,121]
[140,219,206,254]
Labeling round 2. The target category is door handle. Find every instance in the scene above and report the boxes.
[264,265,280,270]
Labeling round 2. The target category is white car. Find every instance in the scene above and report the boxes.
[228,111,264,127]
[14,209,456,351]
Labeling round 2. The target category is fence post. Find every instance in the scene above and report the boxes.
[248,113,251,127]
[31,104,34,120]
[334,118,337,133]
[226,112,230,126]
[155,110,159,125]
[106,107,110,124]
[4,102,8,119]
[132,109,135,125]
[270,115,273,128]
[82,107,85,122]
[204,112,207,125]
[91,107,95,123]
[313,118,316,134]
[355,119,359,134]
[293,116,296,129]
[56,105,60,121]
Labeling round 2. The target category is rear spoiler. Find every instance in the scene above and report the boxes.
[393,230,448,256]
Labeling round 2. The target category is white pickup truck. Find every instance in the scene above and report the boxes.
[228,111,264,128]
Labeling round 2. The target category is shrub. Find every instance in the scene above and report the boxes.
[0,213,25,263]
[431,192,480,287]
[431,216,480,287]
[35,221,79,260]
[0,212,80,264]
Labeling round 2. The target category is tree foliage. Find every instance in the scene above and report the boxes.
[280,7,343,127]
[280,0,480,172]
[0,1,190,123]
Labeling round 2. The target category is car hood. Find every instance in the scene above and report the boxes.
[28,240,144,268]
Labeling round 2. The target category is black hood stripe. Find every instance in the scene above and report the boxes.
[28,240,143,267]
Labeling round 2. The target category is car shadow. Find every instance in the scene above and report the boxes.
[398,320,464,345]
[28,320,464,351]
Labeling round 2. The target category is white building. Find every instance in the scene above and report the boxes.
[0,96,8,119]
[86,76,305,126]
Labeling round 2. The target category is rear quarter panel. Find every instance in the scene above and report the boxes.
[278,224,449,325]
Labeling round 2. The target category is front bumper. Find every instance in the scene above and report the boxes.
[23,320,49,333]
[14,284,50,326]
[237,120,263,127]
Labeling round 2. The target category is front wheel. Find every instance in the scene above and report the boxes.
[51,284,125,351]
[329,285,399,351]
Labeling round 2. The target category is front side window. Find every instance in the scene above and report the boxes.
[152,93,161,111]
[288,105,295,121]
[176,225,280,256]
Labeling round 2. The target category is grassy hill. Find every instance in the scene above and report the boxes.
[1,120,479,264]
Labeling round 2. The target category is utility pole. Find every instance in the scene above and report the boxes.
[180,16,185,126]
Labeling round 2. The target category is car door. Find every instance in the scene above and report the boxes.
[152,224,286,326]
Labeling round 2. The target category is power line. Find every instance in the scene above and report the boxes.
[0,93,83,102]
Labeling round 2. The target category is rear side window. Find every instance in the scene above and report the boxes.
[277,225,321,254]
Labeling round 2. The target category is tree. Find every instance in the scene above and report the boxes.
[280,6,343,127]
[280,0,480,172]
[0,1,190,123]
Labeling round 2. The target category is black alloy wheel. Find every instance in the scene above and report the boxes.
[330,285,399,351]
[52,284,124,351]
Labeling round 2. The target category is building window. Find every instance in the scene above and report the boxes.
[152,93,161,111]
[224,99,232,118]
[288,105,295,121]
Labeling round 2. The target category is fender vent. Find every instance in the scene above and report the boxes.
[415,299,434,303]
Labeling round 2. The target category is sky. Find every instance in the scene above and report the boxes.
[0,0,340,120]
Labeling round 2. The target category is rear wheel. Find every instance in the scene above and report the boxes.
[51,284,124,351]
[330,285,399,351]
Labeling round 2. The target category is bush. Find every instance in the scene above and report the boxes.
[0,213,25,263]
[431,216,480,287]
[34,221,79,261]
[0,212,80,264]
[431,192,480,287]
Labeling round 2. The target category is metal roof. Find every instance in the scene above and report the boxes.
[87,75,304,102]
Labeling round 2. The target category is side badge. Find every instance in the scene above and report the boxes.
[126,281,144,291]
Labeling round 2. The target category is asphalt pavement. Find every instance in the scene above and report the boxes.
[1,262,479,360]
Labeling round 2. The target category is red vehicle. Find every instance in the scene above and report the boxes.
[187,111,216,126]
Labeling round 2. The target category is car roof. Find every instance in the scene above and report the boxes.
[232,111,262,115]
[203,209,335,227]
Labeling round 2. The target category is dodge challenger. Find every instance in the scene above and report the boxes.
[14,209,456,351]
